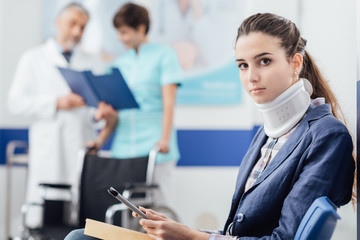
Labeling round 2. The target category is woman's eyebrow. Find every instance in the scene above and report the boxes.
[254,52,272,59]
[236,52,273,62]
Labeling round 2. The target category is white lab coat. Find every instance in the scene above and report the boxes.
[8,38,104,210]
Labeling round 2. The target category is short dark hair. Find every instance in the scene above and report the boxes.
[113,3,150,34]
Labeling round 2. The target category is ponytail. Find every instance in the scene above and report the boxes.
[301,51,345,123]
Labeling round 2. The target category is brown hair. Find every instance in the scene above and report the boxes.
[113,3,150,34]
[236,13,356,205]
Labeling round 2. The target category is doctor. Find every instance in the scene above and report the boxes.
[7,3,113,228]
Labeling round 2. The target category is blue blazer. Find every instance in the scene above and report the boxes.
[223,104,354,239]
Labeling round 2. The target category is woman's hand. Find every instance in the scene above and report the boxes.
[132,207,209,240]
[156,139,170,153]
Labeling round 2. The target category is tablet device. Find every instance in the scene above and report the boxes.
[108,187,149,219]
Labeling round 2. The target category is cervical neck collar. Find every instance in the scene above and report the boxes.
[256,78,313,138]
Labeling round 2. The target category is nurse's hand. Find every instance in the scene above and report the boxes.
[94,102,117,122]
[85,141,100,154]
[156,139,169,153]
[56,93,85,110]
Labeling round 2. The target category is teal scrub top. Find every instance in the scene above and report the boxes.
[111,43,182,163]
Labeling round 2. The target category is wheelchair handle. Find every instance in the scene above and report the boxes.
[149,146,159,161]
[152,145,160,152]
[146,146,159,186]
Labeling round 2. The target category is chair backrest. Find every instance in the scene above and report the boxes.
[294,196,340,240]
[78,154,150,227]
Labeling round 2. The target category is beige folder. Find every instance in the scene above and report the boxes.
[84,218,151,240]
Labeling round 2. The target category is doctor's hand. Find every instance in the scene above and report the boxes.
[56,93,85,110]
[134,207,208,240]
[94,102,117,123]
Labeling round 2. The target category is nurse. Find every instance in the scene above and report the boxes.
[89,2,182,206]
[7,3,113,228]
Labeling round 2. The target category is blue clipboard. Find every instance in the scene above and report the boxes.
[58,67,139,110]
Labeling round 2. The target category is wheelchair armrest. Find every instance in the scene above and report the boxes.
[39,183,72,189]
[124,182,159,191]
[123,183,159,199]
[105,198,153,225]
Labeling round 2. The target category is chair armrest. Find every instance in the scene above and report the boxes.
[124,182,159,192]
[39,183,72,189]
[105,196,153,226]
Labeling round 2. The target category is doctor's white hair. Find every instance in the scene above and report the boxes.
[57,2,89,18]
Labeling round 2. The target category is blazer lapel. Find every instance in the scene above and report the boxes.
[248,119,310,192]
[224,128,267,229]
[232,128,267,201]
[247,104,331,192]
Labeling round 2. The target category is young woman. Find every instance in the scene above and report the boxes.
[65,12,355,240]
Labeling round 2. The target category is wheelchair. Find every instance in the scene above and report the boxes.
[17,147,178,240]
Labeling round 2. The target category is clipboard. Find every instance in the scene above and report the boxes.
[58,67,139,110]
[84,218,150,240]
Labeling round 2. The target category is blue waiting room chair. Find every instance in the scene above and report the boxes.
[294,196,340,240]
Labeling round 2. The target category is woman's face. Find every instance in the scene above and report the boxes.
[235,32,297,104]
[116,25,145,49]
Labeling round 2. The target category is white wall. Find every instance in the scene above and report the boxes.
[0,0,43,127]
[0,0,42,238]
[358,0,360,78]
[0,0,357,239]
[0,0,3,111]
[0,0,3,124]
[301,0,357,135]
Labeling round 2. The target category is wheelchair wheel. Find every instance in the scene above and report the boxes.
[152,205,179,222]
[128,205,179,233]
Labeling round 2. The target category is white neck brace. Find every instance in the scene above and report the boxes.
[256,78,312,138]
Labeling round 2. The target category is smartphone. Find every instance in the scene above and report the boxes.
[108,186,149,219]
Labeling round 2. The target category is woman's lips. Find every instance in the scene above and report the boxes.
[250,87,265,94]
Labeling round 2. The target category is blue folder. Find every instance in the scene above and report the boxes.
[58,67,139,110]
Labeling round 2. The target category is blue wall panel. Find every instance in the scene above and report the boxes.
[0,127,259,166]
[177,128,259,167]
[0,129,29,165]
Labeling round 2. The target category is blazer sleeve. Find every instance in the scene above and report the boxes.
[238,129,354,240]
